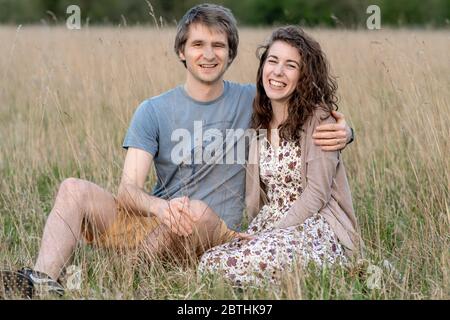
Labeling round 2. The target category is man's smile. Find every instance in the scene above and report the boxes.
[199,64,218,69]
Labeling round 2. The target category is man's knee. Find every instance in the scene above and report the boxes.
[189,200,215,224]
[189,200,222,236]
[57,178,89,206]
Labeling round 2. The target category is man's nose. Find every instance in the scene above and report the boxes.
[202,46,215,60]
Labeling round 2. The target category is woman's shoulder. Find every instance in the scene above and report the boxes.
[313,106,335,123]
[304,106,335,132]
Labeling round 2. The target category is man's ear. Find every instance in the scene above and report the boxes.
[178,50,186,62]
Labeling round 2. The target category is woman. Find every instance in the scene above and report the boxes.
[198,26,363,286]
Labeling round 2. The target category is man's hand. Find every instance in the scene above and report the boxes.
[312,110,352,151]
[154,196,196,237]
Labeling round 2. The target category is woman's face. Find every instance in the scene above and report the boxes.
[262,40,301,106]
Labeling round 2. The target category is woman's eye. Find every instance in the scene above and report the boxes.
[287,64,296,69]
[268,60,277,64]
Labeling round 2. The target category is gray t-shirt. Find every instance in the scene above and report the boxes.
[123,81,256,230]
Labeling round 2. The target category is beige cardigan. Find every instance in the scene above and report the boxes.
[245,109,364,257]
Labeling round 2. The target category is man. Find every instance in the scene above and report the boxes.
[1,3,353,298]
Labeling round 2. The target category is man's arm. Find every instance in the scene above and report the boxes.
[116,147,194,236]
[312,110,354,151]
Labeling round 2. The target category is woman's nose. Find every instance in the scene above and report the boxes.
[273,64,284,76]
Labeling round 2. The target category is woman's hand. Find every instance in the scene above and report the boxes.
[235,232,254,241]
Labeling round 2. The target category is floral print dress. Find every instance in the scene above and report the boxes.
[197,137,347,286]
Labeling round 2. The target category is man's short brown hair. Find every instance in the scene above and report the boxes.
[174,3,239,67]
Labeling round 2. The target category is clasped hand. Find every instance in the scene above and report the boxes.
[155,197,253,241]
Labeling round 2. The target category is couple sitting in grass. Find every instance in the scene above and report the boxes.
[1,3,362,298]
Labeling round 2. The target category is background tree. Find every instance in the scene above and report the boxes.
[0,0,448,27]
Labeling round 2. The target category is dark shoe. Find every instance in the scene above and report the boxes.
[0,270,33,299]
[19,268,65,298]
[0,268,64,299]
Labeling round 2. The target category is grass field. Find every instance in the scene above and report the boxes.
[0,26,448,299]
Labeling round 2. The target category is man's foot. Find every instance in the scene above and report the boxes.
[0,270,33,299]
[0,268,64,299]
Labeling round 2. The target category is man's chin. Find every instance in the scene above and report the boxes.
[196,74,224,85]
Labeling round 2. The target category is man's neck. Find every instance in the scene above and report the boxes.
[184,76,224,103]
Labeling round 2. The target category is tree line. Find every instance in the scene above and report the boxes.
[0,0,448,27]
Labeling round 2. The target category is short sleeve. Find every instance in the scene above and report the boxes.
[246,83,257,100]
[122,100,159,157]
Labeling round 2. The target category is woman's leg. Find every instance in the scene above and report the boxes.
[198,229,290,287]
[198,215,347,287]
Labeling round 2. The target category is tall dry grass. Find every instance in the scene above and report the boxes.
[0,26,448,299]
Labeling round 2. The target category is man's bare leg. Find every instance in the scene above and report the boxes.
[34,178,119,280]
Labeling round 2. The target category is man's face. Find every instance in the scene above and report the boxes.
[179,23,230,86]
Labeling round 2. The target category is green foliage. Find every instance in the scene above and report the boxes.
[0,0,448,26]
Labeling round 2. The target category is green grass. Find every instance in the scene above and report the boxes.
[0,27,448,299]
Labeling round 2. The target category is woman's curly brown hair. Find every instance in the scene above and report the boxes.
[252,26,338,141]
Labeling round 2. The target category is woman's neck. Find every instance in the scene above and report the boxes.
[270,100,288,129]
[267,100,288,149]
